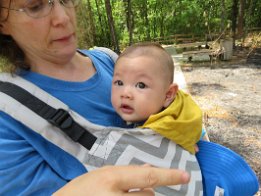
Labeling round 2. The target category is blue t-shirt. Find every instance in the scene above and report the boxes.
[0,50,125,195]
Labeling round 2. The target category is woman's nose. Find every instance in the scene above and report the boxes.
[50,0,70,26]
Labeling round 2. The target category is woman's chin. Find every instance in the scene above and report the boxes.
[52,46,77,61]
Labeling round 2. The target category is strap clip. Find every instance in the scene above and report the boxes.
[48,108,73,129]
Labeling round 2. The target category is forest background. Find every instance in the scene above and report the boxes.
[0,0,260,63]
[73,0,261,192]
[0,0,260,194]
[75,0,261,52]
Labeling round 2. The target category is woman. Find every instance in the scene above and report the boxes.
[0,0,190,194]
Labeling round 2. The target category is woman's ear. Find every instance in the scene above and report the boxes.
[163,83,179,108]
[0,23,5,33]
[0,21,10,35]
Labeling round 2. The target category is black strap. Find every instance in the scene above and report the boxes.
[0,81,97,150]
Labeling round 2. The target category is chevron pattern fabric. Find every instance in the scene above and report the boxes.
[82,127,203,196]
[0,74,203,196]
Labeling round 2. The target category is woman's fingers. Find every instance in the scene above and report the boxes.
[54,165,190,196]
[106,165,190,190]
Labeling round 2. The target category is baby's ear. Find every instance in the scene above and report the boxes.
[163,83,178,108]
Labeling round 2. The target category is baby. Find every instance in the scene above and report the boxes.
[111,42,203,154]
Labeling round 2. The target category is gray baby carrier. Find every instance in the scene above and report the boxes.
[0,46,203,195]
[0,73,203,195]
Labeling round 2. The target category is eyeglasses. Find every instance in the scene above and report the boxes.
[0,0,80,19]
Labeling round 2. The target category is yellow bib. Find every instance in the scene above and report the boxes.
[139,90,202,154]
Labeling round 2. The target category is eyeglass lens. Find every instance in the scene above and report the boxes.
[23,0,79,18]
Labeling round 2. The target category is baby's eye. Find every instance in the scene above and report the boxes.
[113,80,123,86]
[136,82,147,89]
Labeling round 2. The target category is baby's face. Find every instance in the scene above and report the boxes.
[111,56,171,122]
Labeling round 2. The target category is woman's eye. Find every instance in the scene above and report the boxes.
[62,0,71,4]
[26,0,44,12]
[114,80,123,86]
[136,82,146,89]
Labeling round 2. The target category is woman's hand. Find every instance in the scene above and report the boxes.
[54,165,190,196]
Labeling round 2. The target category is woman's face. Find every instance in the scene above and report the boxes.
[1,0,78,64]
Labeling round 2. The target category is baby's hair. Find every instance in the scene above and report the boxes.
[118,42,174,83]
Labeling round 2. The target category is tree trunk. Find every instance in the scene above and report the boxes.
[94,0,106,44]
[104,0,120,53]
[237,0,246,38]
[143,0,150,41]
[220,0,226,34]
[152,0,158,38]
[159,1,165,38]
[124,0,134,45]
[86,0,95,45]
[231,0,239,46]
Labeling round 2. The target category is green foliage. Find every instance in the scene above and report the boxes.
[0,57,8,72]
[1,0,259,54]
[76,0,95,49]
[80,0,260,50]
[86,0,241,48]
[0,61,3,72]
[1,0,259,68]
[171,1,206,35]
[245,0,261,28]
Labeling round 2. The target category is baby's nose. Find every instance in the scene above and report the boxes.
[121,87,133,99]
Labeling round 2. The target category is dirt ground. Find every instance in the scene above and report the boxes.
[181,50,261,195]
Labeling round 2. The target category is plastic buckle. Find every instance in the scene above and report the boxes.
[48,108,73,129]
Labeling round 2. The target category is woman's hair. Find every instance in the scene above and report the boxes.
[0,0,28,72]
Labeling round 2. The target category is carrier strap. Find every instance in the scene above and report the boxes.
[0,81,97,150]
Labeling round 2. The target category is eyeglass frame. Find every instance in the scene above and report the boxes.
[0,0,80,20]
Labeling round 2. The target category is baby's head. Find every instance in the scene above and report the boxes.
[117,42,174,84]
[111,42,178,123]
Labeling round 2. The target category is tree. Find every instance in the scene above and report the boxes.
[104,0,120,53]
[76,0,95,48]
[84,0,260,49]
[123,0,134,45]
[220,0,227,33]
[231,0,239,45]
[142,0,150,41]
[94,0,107,45]
[237,0,246,37]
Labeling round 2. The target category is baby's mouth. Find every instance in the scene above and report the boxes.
[120,104,134,114]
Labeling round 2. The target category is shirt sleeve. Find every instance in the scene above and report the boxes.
[93,47,119,63]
